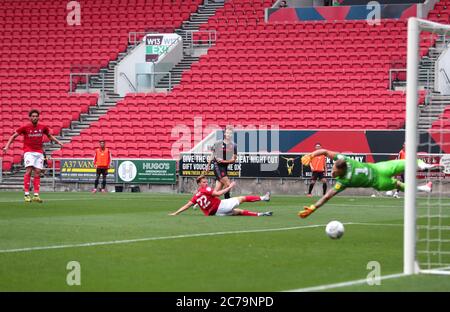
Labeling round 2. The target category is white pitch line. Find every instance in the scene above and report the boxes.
[350,222,403,227]
[0,196,171,203]
[285,273,407,292]
[0,224,325,254]
[0,222,402,254]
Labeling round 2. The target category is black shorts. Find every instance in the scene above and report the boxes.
[311,171,325,181]
[213,165,228,180]
[96,168,108,175]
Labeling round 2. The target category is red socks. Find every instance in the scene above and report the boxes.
[24,172,40,194]
[24,172,31,193]
[241,210,259,217]
[244,196,261,202]
[33,175,41,194]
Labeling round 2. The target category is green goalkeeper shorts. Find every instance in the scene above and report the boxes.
[371,160,405,191]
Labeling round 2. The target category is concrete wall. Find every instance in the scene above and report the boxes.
[115,43,146,97]
[435,43,450,95]
[115,33,182,96]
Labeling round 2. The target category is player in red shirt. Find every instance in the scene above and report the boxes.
[169,175,273,217]
[3,109,62,203]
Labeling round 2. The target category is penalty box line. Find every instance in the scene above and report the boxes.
[284,272,407,292]
[0,222,402,254]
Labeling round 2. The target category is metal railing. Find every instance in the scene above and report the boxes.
[120,72,137,92]
[128,31,150,46]
[180,30,217,55]
[69,72,105,105]
[69,72,105,93]
[389,68,407,90]
[440,68,450,87]
[128,31,182,49]
[136,72,172,92]
[129,30,216,53]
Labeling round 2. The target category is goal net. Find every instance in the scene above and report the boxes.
[405,17,450,275]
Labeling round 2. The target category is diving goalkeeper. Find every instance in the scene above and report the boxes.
[299,149,438,218]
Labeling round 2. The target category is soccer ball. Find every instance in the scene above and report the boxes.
[325,220,345,239]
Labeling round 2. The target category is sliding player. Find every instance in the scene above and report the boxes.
[170,175,272,217]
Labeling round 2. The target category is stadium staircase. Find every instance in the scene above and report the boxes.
[418,0,450,132]
[48,1,221,155]
[419,94,450,130]
[387,0,450,132]
[417,36,450,131]
[47,0,225,152]
[415,37,450,131]
[42,47,135,156]
[392,34,450,131]
[51,0,450,161]
[414,36,450,131]
[156,56,201,90]
[0,0,205,176]
[2,0,450,178]
[156,0,225,90]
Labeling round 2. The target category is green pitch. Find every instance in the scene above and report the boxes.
[0,192,449,291]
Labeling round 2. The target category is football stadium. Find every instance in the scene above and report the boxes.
[1,0,450,296]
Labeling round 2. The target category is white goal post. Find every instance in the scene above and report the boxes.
[405,17,450,275]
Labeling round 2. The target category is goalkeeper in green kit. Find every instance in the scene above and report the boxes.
[299,149,439,218]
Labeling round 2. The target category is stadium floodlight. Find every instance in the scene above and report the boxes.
[405,17,450,275]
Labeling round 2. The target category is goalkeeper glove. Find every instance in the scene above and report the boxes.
[298,205,316,218]
[301,154,312,166]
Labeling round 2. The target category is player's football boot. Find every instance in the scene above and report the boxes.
[259,211,273,216]
[91,188,97,193]
[101,189,107,193]
[425,181,433,193]
[418,160,443,171]
[306,194,313,198]
[24,194,32,203]
[261,192,271,202]
[32,195,43,203]
[417,181,433,193]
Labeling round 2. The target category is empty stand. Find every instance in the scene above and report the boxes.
[3,0,449,167]
[0,0,203,170]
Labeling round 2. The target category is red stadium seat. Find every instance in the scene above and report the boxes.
[4,0,443,161]
[1,0,204,164]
